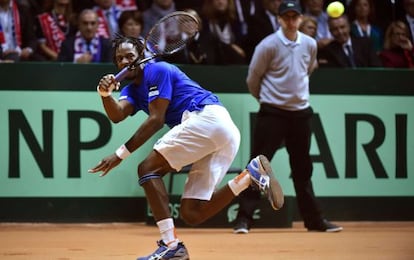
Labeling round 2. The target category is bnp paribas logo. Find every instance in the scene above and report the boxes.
[227,203,261,223]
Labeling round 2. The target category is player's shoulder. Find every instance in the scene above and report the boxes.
[145,61,180,76]
[147,61,174,69]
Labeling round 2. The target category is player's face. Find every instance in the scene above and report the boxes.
[115,42,141,79]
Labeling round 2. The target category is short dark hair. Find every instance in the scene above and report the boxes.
[111,34,145,64]
[118,10,144,35]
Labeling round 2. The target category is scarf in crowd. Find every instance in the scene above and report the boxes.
[73,31,101,62]
[38,11,66,52]
[95,5,123,38]
[116,0,137,11]
[0,0,21,47]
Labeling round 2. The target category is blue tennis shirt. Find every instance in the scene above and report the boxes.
[119,61,222,128]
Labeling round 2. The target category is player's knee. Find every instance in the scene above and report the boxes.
[180,210,203,226]
[180,203,203,226]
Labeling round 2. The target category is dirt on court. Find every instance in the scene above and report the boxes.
[1,221,413,260]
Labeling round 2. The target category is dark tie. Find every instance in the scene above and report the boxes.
[345,45,356,68]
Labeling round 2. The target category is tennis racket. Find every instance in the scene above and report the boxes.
[114,11,200,81]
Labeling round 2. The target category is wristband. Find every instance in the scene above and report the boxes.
[115,144,131,160]
[97,85,112,97]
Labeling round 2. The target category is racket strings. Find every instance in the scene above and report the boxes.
[147,14,199,55]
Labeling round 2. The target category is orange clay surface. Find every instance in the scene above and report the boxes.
[1,221,413,260]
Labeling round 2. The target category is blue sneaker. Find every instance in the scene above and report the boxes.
[137,240,189,260]
[247,155,284,210]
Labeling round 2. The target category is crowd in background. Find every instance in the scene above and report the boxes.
[0,0,413,68]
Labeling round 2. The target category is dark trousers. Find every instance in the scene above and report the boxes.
[237,103,323,227]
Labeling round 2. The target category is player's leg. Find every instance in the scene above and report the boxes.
[234,105,286,233]
[179,105,284,225]
[179,152,244,226]
[137,150,189,260]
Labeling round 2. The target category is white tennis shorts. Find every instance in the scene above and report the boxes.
[154,105,241,201]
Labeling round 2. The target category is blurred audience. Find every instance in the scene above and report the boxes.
[0,0,412,67]
[93,0,136,39]
[201,0,246,64]
[299,14,317,38]
[35,0,75,61]
[317,14,381,68]
[233,0,261,39]
[245,0,282,61]
[302,0,333,49]
[0,0,38,62]
[166,8,216,64]
[57,9,112,63]
[142,0,176,36]
[401,0,414,44]
[379,20,414,68]
[348,0,383,53]
[300,15,318,70]
[117,9,143,38]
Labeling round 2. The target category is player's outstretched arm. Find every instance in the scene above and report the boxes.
[88,153,122,177]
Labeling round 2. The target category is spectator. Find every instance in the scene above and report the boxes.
[379,20,414,68]
[245,0,282,61]
[201,0,246,65]
[35,0,75,61]
[302,0,333,49]
[0,0,38,62]
[57,9,112,63]
[93,0,137,39]
[300,14,319,70]
[142,0,176,36]
[234,0,342,234]
[348,0,383,53]
[318,14,382,67]
[401,0,414,44]
[117,9,143,38]
[299,14,317,38]
[233,0,262,37]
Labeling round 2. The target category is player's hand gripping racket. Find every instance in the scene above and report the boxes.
[114,11,200,81]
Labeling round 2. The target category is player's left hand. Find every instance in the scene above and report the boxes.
[88,154,122,177]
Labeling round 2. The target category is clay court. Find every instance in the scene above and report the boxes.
[1,221,413,259]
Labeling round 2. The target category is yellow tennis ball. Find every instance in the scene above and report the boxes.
[327,1,345,18]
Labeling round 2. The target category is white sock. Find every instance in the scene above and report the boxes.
[228,171,251,196]
[157,218,178,248]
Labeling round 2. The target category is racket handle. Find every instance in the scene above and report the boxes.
[114,66,129,82]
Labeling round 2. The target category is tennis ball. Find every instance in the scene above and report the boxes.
[326,1,345,18]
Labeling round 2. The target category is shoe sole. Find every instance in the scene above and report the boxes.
[233,228,249,234]
[258,155,284,210]
[326,226,343,232]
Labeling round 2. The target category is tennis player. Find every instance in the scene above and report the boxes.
[88,35,284,260]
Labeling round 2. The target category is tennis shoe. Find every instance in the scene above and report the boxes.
[247,155,284,210]
[137,240,189,260]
